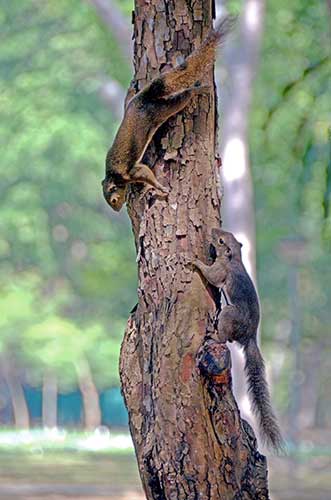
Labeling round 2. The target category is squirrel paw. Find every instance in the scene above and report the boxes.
[139,184,169,201]
[157,186,169,198]
[193,84,211,95]
[182,254,195,268]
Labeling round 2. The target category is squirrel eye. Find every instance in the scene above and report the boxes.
[219,238,224,244]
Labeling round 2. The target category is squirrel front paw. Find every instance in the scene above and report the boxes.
[139,184,168,201]
[182,254,197,269]
[157,186,169,199]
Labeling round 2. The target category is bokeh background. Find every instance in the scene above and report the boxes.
[0,0,330,499]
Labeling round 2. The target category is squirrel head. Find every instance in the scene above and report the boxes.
[102,179,127,212]
[211,228,243,261]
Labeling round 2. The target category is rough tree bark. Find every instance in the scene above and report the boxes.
[119,1,270,498]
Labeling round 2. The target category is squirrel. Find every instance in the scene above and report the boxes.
[190,228,285,453]
[102,16,235,211]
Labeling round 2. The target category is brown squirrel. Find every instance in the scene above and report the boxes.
[190,228,284,452]
[102,17,235,211]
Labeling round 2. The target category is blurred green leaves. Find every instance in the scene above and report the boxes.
[0,0,136,389]
[250,0,331,412]
[0,0,330,414]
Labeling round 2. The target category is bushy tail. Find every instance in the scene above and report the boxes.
[244,338,285,453]
[162,15,236,94]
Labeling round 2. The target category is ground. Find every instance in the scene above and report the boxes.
[0,430,330,499]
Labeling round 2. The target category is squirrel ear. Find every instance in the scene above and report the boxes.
[239,242,243,248]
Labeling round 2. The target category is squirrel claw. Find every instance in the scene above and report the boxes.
[139,185,169,201]
[158,191,169,200]
[182,254,194,267]
[154,185,169,199]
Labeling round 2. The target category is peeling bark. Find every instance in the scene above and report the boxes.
[119,1,269,498]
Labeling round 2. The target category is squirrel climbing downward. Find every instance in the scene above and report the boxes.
[191,228,285,453]
[102,17,235,211]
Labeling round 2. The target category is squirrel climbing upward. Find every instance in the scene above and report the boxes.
[190,228,285,453]
[102,16,235,211]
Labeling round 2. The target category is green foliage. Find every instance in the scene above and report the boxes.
[251,0,331,335]
[117,0,135,16]
[0,0,136,389]
[250,1,331,411]
[0,0,330,420]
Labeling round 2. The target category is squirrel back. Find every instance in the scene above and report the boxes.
[244,338,285,453]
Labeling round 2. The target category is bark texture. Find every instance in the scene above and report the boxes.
[120,1,270,498]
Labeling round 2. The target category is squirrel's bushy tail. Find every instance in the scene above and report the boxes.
[243,338,285,453]
[162,15,236,94]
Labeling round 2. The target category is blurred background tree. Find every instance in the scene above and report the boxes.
[0,0,330,450]
[0,0,137,428]
[0,0,330,498]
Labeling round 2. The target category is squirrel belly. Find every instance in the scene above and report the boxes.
[102,16,235,212]
[192,228,285,453]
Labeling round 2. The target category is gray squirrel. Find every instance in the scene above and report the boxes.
[190,228,284,452]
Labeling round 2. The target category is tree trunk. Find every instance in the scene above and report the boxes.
[75,358,101,430]
[42,370,58,428]
[119,1,270,499]
[2,356,30,429]
[0,375,12,425]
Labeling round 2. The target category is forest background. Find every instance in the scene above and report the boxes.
[0,0,330,499]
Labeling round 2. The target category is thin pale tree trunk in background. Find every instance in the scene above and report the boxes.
[120,1,269,498]
[42,370,58,428]
[75,358,101,430]
[2,357,30,429]
[85,0,130,119]
[0,377,11,424]
[216,0,265,424]
[98,78,126,120]
[220,0,265,279]
[86,0,132,61]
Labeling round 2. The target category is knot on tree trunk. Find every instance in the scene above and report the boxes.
[198,338,232,386]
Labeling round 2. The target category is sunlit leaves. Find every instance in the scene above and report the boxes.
[0,0,136,388]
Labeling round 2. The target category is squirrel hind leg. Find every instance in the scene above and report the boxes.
[152,86,210,125]
[217,305,240,343]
